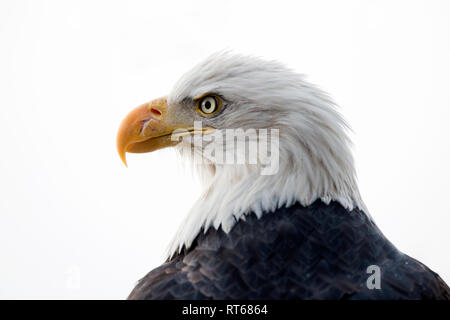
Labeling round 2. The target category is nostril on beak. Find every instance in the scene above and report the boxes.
[150,107,162,116]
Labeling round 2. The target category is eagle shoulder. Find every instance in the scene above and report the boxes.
[128,201,450,300]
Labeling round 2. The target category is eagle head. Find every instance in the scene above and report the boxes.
[117,52,366,257]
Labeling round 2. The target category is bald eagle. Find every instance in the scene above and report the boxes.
[117,52,450,300]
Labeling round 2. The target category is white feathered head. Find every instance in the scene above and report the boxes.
[117,52,366,256]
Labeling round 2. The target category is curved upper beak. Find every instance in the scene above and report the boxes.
[116,97,179,166]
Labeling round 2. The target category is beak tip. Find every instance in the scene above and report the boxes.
[118,147,128,167]
[120,154,128,167]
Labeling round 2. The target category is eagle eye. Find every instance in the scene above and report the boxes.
[196,95,222,116]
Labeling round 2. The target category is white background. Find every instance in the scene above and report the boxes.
[0,0,449,299]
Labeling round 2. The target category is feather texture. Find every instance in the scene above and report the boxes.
[129,201,450,300]
[167,52,366,257]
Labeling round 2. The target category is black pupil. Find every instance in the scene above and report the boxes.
[205,101,211,109]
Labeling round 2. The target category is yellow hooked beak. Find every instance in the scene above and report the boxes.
[116,97,180,166]
[116,97,214,166]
